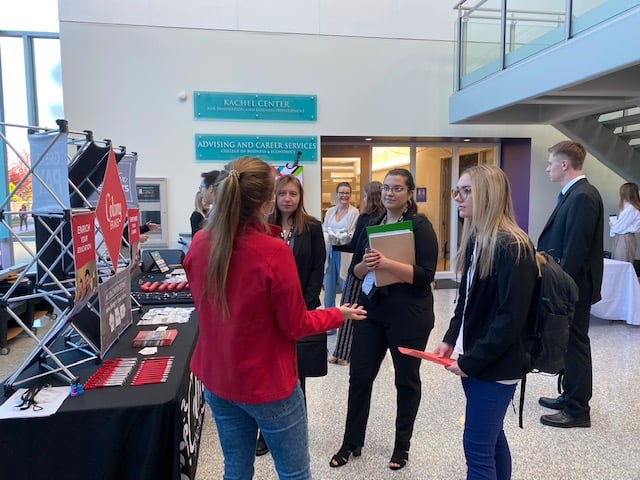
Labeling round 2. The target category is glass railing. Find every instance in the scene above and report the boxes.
[454,0,639,89]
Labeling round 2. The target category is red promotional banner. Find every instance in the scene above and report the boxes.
[128,208,140,244]
[96,146,128,272]
[71,210,97,304]
[128,208,141,270]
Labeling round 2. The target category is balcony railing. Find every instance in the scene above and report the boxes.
[454,0,639,90]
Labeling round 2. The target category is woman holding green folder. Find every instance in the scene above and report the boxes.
[330,168,438,471]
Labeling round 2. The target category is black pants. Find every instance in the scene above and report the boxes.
[342,296,432,452]
[562,302,593,416]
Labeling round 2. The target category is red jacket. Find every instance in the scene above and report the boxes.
[184,222,343,403]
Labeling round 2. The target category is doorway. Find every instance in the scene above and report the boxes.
[321,139,500,278]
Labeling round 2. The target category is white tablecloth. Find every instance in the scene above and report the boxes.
[591,258,640,325]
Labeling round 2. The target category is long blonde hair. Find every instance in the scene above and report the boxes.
[204,156,275,316]
[456,164,533,279]
[194,190,208,217]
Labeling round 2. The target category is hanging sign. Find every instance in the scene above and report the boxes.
[194,92,317,121]
[29,131,70,213]
[195,134,317,162]
[98,267,132,356]
[68,210,97,318]
[96,146,127,273]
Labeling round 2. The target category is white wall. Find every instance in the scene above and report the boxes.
[58,1,623,251]
[58,0,460,41]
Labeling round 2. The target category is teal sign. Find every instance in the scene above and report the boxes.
[195,134,317,162]
[194,92,317,121]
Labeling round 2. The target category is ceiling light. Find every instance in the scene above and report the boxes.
[364,137,373,141]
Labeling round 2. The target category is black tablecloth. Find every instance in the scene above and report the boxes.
[0,309,204,480]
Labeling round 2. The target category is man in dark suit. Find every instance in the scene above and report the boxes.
[537,140,603,428]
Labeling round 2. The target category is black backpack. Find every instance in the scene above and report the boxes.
[518,251,579,427]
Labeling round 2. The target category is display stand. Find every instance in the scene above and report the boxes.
[0,119,130,395]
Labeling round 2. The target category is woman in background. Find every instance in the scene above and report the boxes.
[609,182,640,263]
[184,157,366,480]
[190,190,209,236]
[322,182,359,333]
[331,168,437,471]
[434,165,537,480]
[328,181,384,366]
[255,174,326,457]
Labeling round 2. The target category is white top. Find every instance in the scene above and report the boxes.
[323,204,359,233]
[610,202,640,237]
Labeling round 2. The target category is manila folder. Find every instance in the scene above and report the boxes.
[369,230,415,287]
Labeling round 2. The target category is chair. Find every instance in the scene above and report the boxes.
[140,249,185,272]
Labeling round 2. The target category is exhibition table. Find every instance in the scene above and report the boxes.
[591,258,640,325]
[0,309,204,480]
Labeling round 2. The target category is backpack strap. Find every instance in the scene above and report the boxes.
[519,373,526,429]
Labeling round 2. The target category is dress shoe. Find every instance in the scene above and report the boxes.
[538,395,567,410]
[256,433,269,456]
[540,410,591,428]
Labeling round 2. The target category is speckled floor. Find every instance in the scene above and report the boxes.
[3,288,640,479]
[193,288,640,480]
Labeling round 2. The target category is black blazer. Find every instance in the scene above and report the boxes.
[351,212,438,337]
[292,219,326,310]
[190,211,205,236]
[292,218,327,378]
[443,234,538,380]
[538,178,604,305]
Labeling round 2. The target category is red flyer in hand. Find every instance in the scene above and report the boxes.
[398,347,454,366]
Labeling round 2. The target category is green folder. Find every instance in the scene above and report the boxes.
[366,220,415,286]
[366,220,413,238]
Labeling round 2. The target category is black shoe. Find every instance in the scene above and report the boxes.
[540,410,591,428]
[389,448,409,471]
[329,445,362,468]
[538,395,567,410]
[256,434,269,456]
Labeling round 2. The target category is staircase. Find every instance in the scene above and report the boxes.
[554,108,640,185]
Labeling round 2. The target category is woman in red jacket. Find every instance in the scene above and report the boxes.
[184,156,366,480]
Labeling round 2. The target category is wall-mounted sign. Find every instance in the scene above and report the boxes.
[195,134,317,162]
[194,92,317,121]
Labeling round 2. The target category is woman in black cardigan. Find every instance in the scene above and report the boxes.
[435,165,537,480]
[257,174,326,456]
[331,168,438,471]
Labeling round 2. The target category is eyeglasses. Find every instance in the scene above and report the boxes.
[337,191,351,196]
[452,186,472,200]
[382,185,407,193]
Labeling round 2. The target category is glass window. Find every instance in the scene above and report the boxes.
[33,37,64,128]
[0,0,60,33]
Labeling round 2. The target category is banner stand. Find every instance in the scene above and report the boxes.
[0,120,131,395]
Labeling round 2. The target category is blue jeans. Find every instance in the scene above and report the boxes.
[204,384,311,480]
[461,377,517,480]
[323,248,343,308]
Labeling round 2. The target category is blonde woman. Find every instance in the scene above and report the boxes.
[434,165,537,480]
[322,182,359,319]
[190,190,209,236]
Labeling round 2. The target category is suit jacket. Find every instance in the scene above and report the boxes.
[538,178,604,305]
[443,234,538,380]
[292,219,326,310]
[291,218,328,378]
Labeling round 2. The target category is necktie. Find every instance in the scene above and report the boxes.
[557,192,564,204]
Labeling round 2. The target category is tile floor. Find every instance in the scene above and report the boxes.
[2,288,640,479]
